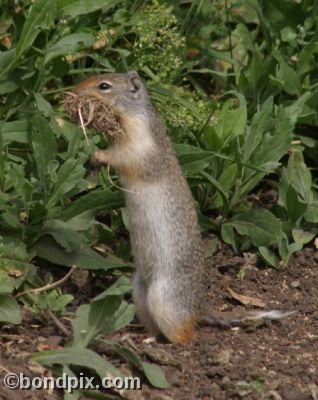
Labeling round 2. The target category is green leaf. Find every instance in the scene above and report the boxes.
[287,150,312,202]
[215,99,247,141]
[31,347,123,380]
[258,246,277,268]
[285,185,308,222]
[0,294,22,324]
[225,209,281,247]
[304,202,318,223]
[221,224,237,252]
[42,219,88,252]
[34,93,54,118]
[279,166,309,222]
[51,294,74,313]
[111,343,169,389]
[0,271,15,294]
[32,236,125,270]
[47,158,86,209]
[272,51,301,95]
[0,238,33,286]
[0,0,57,79]
[61,190,124,221]
[31,114,57,189]
[243,97,273,163]
[201,171,229,212]
[44,33,95,65]
[109,302,135,334]
[292,229,315,246]
[93,276,132,301]
[71,277,134,347]
[2,120,29,145]
[72,297,122,347]
[141,362,169,389]
[0,80,18,95]
[58,0,114,17]
[0,49,15,71]
[213,163,238,208]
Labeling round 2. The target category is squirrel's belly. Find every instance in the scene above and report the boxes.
[125,182,199,278]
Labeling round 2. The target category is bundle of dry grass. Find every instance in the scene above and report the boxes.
[64,93,123,139]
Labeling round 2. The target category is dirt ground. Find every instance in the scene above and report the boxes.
[1,244,318,400]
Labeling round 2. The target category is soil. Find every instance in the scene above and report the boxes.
[1,244,318,400]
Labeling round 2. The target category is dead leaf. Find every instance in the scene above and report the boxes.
[227,287,265,308]
[8,269,23,278]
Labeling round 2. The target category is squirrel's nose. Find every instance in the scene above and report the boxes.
[73,77,98,94]
[73,83,89,95]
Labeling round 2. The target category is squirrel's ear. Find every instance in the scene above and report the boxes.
[127,71,141,93]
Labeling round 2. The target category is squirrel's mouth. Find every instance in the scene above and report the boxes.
[64,92,123,140]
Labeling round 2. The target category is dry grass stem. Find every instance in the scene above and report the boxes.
[64,93,123,140]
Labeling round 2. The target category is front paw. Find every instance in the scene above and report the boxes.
[90,149,109,167]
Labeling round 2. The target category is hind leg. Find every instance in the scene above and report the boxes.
[132,272,160,336]
[147,280,197,343]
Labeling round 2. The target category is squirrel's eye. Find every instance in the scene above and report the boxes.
[98,82,112,91]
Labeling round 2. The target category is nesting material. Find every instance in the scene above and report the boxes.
[64,93,123,139]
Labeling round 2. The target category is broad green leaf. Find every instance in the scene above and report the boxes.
[292,229,315,246]
[272,51,301,95]
[31,347,123,380]
[201,171,229,212]
[2,120,29,145]
[141,362,169,389]
[298,42,318,75]
[0,0,57,79]
[42,219,88,252]
[243,97,273,163]
[47,158,86,209]
[61,190,124,221]
[263,0,304,30]
[284,92,312,125]
[93,276,132,301]
[62,367,81,400]
[221,224,237,252]
[0,123,4,188]
[304,202,318,223]
[258,246,277,268]
[31,114,57,189]
[0,80,18,95]
[0,49,15,71]
[32,236,125,270]
[61,211,96,231]
[106,337,168,388]
[34,93,54,118]
[51,294,74,313]
[72,297,122,347]
[0,294,21,324]
[0,271,15,294]
[214,163,237,208]
[44,33,95,65]
[58,0,114,17]
[225,209,281,247]
[72,277,134,347]
[215,100,247,141]
[109,302,135,334]
[175,144,214,172]
[110,343,169,389]
[287,150,312,202]
[285,185,308,222]
[6,163,33,203]
[0,238,33,286]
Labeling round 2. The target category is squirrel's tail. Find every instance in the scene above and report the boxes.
[202,310,296,328]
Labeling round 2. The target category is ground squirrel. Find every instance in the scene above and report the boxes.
[69,72,295,343]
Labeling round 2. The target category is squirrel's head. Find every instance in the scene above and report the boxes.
[73,71,151,117]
